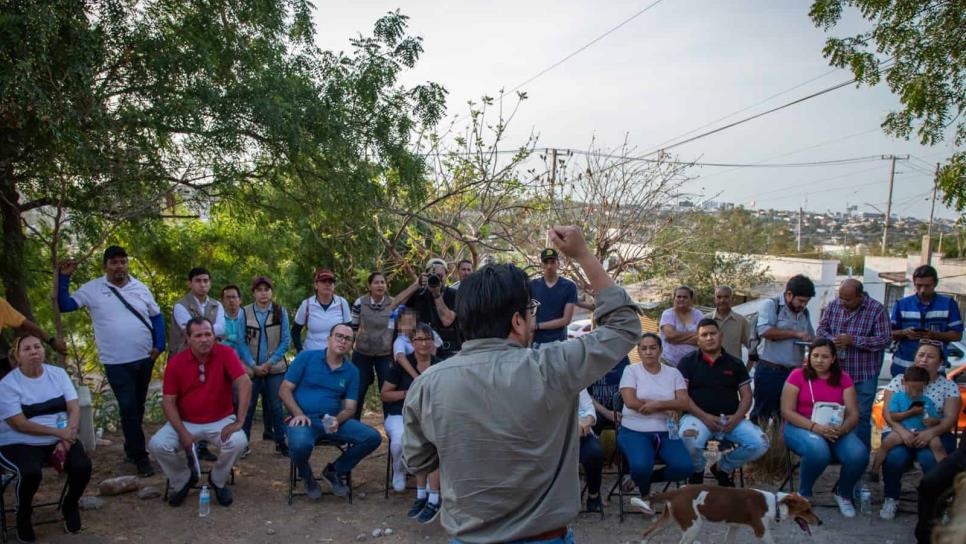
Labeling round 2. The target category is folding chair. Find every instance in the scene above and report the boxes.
[1,466,68,544]
[288,436,353,505]
[162,449,235,501]
[384,438,416,499]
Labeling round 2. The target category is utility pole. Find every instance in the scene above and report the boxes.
[925,162,940,265]
[797,207,803,252]
[546,148,558,247]
[880,154,910,255]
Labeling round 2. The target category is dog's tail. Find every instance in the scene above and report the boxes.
[640,506,671,543]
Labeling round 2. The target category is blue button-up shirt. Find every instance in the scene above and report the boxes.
[890,293,963,367]
[756,297,814,367]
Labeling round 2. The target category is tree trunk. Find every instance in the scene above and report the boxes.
[0,168,33,320]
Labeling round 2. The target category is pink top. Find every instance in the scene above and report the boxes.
[785,367,854,419]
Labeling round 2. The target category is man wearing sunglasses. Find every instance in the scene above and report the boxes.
[148,317,252,508]
[280,323,382,499]
[403,226,640,544]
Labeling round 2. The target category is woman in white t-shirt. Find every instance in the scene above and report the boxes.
[0,335,91,541]
[292,268,352,352]
[616,333,694,506]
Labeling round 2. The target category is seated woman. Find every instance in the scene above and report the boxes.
[616,333,693,513]
[780,337,866,518]
[588,355,629,434]
[381,323,441,524]
[0,335,92,542]
[879,340,962,520]
[578,388,604,513]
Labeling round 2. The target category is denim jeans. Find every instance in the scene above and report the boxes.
[244,373,286,447]
[580,434,604,496]
[287,416,382,475]
[351,353,392,419]
[103,357,155,461]
[749,363,791,425]
[882,431,956,499]
[852,377,878,451]
[616,428,693,495]
[680,415,769,473]
[782,422,868,499]
[451,529,575,544]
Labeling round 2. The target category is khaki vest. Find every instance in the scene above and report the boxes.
[169,294,221,355]
[355,295,394,356]
[244,303,288,374]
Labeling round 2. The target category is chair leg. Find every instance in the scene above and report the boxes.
[618,459,625,523]
[287,459,295,506]
[385,442,391,499]
[1,475,8,544]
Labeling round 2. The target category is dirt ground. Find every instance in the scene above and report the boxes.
[22,416,924,544]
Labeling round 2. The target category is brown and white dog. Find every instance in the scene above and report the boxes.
[636,485,822,544]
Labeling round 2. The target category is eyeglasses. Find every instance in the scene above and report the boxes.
[198,362,206,384]
[412,336,434,343]
[332,332,355,343]
[919,338,943,347]
[525,299,541,317]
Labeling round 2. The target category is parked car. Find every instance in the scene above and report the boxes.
[567,319,592,339]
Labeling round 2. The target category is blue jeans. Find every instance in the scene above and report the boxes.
[750,363,791,424]
[783,422,869,499]
[451,529,575,544]
[351,353,392,419]
[103,357,155,461]
[287,416,382,475]
[580,434,604,495]
[852,378,878,451]
[617,428,693,495]
[680,415,769,473]
[244,373,286,447]
[882,432,956,499]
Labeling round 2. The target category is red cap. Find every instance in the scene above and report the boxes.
[251,276,273,291]
[314,269,336,282]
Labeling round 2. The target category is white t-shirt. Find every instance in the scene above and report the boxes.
[173,296,226,337]
[0,365,77,446]
[619,363,687,433]
[294,295,352,351]
[393,334,414,358]
[72,276,161,365]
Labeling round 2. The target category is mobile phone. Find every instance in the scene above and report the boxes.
[910,400,925,408]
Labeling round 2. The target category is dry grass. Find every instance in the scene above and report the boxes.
[746,419,793,484]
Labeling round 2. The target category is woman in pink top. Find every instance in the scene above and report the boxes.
[780,337,866,518]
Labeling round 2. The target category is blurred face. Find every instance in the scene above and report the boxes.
[914,344,943,376]
[187,321,215,357]
[914,276,937,300]
[328,324,354,356]
[458,262,473,281]
[16,336,45,368]
[637,337,662,363]
[253,284,273,306]
[411,331,435,358]
[541,258,558,278]
[714,288,733,313]
[398,313,416,333]
[222,288,241,314]
[104,256,129,284]
[673,289,693,311]
[189,274,211,298]
[838,285,862,311]
[697,325,722,353]
[809,345,835,374]
[369,274,387,297]
[904,380,926,399]
[315,278,335,298]
[784,292,811,314]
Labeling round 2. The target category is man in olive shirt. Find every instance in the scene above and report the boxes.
[403,226,640,544]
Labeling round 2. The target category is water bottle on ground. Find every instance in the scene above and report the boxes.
[666,414,679,440]
[859,484,872,516]
[56,413,68,429]
[716,413,728,440]
[199,485,210,517]
[323,414,338,433]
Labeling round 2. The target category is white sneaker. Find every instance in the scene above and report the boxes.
[879,497,897,520]
[834,494,856,518]
[392,471,406,492]
[630,497,655,515]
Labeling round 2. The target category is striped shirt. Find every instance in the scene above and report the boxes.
[816,295,891,382]
[890,293,964,367]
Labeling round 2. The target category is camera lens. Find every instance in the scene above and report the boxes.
[428,274,441,288]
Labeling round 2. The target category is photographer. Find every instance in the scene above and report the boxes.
[399,259,461,360]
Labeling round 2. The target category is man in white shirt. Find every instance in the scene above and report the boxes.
[58,246,166,477]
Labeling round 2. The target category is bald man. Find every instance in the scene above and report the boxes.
[816,279,892,449]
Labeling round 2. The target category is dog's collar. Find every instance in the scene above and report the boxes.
[774,492,789,523]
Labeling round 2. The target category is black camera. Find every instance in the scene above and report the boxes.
[427,273,442,288]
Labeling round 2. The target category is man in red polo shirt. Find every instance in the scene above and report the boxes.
[148,317,252,507]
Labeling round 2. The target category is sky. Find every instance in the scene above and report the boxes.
[311,0,962,220]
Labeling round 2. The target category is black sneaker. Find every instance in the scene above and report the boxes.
[408,497,428,518]
[63,502,81,534]
[321,464,349,497]
[275,443,289,457]
[197,442,217,462]
[709,462,735,487]
[866,470,880,483]
[168,472,199,507]
[416,500,440,524]
[135,457,155,478]
[16,512,35,543]
[585,494,603,513]
[688,472,704,485]
[208,474,233,506]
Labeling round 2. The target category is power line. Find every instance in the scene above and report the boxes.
[565,150,884,168]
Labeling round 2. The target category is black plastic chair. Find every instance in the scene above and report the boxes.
[288,436,353,505]
[0,466,68,544]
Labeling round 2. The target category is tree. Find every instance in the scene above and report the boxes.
[809,1,965,209]
[0,2,444,318]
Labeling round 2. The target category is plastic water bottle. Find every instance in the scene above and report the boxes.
[56,413,68,429]
[199,485,210,517]
[666,415,679,440]
[859,484,872,516]
[323,414,338,433]
[716,413,728,440]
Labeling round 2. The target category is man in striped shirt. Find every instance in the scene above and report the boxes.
[890,265,963,377]
[816,279,891,450]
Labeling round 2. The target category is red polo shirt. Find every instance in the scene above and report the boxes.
[162,343,245,424]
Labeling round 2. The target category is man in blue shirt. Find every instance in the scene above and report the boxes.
[890,264,963,377]
[530,248,578,346]
[279,323,381,499]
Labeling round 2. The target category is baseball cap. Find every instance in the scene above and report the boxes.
[540,248,559,262]
[314,269,336,282]
[425,258,447,271]
[103,245,128,264]
[251,276,273,291]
